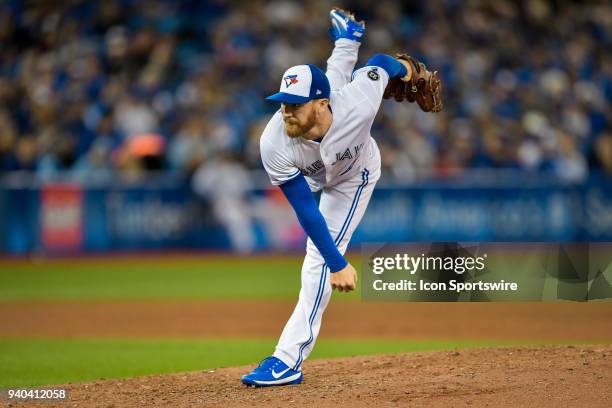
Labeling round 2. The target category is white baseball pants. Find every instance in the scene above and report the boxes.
[273,156,381,371]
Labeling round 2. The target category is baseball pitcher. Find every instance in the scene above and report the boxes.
[242,8,442,387]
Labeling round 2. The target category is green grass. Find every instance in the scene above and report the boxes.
[2,337,603,387]
[0,256,362,301]
[1,256,608,388]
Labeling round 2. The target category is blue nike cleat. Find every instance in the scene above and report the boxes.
[241,356,303,387]
[329,7,365,42]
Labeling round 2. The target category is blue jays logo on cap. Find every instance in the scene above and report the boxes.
[266,64,331,104]
[284,75,299,87]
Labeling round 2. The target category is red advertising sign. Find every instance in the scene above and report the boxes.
[41,184,83,251]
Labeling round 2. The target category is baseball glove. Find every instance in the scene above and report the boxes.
[383,54,443,113]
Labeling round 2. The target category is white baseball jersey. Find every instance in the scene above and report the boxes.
[260,40,390,190]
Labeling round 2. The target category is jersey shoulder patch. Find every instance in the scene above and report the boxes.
[367,68,380,81]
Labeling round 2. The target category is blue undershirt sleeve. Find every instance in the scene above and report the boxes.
[279,174,348,273]
[365,54,408,79]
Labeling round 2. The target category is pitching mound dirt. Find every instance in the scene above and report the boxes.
[8,345,611,408]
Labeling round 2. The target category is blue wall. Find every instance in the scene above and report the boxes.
[1,177,611,254]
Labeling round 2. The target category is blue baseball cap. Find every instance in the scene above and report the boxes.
[266,64,330,104]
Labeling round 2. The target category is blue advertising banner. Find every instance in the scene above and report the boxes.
[1,177,611,254]
[355,186,581,242]
[82,187,230,251]
[2,188,40,254]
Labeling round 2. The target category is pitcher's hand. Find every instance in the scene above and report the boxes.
[331,263,357,292]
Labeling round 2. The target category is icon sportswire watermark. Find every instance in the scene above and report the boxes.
[361,242,612,302]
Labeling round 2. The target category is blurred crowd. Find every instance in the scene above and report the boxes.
[0,0,610,184]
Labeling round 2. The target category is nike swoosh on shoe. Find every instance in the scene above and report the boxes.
[271,368,290,379]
